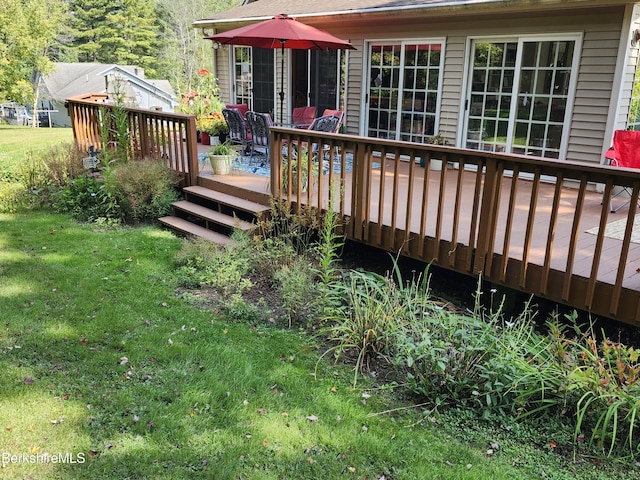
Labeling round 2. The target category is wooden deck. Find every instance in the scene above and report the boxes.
[203,160,640,285]
[66,97,640,327]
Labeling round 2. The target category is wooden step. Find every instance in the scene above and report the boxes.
[184,185,270,218]
[172,200,255,231]
[158,216,235,245]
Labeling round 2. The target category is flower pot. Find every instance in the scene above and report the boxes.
[430,159,442,171]
[209,154,233,175]
[200,131,210,145]
[209,135,220,146]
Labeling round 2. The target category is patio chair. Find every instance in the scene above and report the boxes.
[306,114,343,163]
[222,107,252,155]
[225,103,251,137]
[604,129,640,212]
[308,114,341,133]
[245,111,273,166]
[292,106,316,128]
[320,109,344,132]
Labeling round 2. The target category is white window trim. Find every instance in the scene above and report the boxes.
[459,32,583,160]
[360,37,447,139]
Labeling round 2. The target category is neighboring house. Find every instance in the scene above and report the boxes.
[40,63,178,127]
[194,0,640,165]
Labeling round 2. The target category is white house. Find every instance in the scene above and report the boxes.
[40,63,178,127]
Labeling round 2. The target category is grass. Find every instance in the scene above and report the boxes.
[0,125,74,168]
[0,211,638,479]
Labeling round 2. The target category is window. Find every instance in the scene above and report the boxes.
[465,37,579,158]
[232,47,275,114]
[366,41,444,142]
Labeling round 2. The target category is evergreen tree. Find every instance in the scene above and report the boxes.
[70,0,159,75]
[69,0,113,63]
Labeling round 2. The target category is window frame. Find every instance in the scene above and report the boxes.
[461,33,582,159]
[362,38,446,142]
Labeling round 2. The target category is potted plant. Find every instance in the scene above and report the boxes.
[420,133,448,170]
[207,112,228,145]
[196,116,214,144]
[207,142,236,175]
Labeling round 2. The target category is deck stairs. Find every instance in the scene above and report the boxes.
[159,184,271,245]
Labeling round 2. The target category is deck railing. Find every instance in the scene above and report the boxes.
[270,126,640,326]
[66,95,199,185]
[66,98,640,326]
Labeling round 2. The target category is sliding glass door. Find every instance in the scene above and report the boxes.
[465,37,578,158]
[366,41,444,142]
[232,47,275,115]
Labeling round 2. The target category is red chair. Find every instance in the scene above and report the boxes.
[605,129,640,212]
[292,106,316,128]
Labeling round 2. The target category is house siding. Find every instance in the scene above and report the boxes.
[210,5,628,164]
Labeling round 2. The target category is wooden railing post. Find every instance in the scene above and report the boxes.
[185,116,198,186]
[474,157,500,276]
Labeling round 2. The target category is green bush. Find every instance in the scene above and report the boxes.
[0,182,27,213]
[110,158,180,222]
[52,173,121,222]
[1,143,85,211]
[273,257,316,327]
[175,234,253,296]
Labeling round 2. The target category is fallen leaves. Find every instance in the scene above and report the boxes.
[23,377,34,385]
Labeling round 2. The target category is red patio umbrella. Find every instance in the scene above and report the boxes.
[205,14,355,123]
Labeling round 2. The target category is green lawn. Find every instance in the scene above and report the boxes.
[0,211,638,479]
[0,125,74,167]
[1,126,638,479]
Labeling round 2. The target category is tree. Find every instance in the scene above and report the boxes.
[0,0,67,105]
[69,0,114,62]
[155,0,239,94]
[70,0,159,75]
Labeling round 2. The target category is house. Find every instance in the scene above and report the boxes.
[40,63,178,127]
[194,0,640,165]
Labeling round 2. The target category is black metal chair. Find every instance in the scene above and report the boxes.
[222,108,252,155]
[308,114,342,161]
[245,111,273,166]
[308,114,341,133]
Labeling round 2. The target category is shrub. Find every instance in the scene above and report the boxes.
[550,319,640,456]
[0,143,87,212]
[110,159,180,222]
[174,234,253,296]
[52,173,121,222]
[321,259,430,383]
[273,257,316,327]
[0,182,27,213]
[393,308,502,411]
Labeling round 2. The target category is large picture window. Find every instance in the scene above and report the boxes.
[465,36,579,159]
[366,41,444,142]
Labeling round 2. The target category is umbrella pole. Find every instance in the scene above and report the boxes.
[279,43,285,124]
